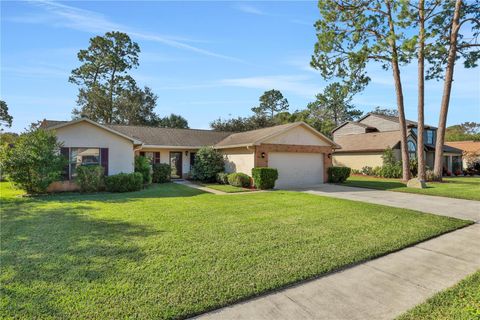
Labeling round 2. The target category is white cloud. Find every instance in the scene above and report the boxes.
[18,0,243,62]
[233,4,265,16]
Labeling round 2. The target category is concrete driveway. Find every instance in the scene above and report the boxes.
[299,184,480,222]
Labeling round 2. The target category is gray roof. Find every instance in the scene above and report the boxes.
[105,124,232,147]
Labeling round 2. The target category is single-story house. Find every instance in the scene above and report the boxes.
[41,118,339,190]
[332,113,463,172]
[444,140,480,169]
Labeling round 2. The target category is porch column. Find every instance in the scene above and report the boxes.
[448,156,453,172]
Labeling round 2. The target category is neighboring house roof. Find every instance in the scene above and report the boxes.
[105,124,232,148]
[42,119,338,149]
[358,113,421,127]
[333,131,402,153]
[214,121,340,149]
[331,121,376,133]
[444,141,480,154]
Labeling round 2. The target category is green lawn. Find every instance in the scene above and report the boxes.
[342,176,480,201]
[0,182,471,319]
[198,183,252,193]
[397,270,480,320]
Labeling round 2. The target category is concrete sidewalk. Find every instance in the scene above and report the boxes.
[301,184,480,222]
[195,224,480,320]
[173,180,227,195]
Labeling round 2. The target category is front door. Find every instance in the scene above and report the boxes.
[170,152,183,179]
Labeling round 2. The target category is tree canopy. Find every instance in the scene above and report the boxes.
[251,89,289,119]
[445,122,480,141]
[0,100,13,128]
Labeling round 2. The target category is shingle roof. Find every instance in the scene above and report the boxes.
[105,124,232,147]
[40,120,68,129]
[214,122,299,148]
[444,141,480,153]
[334,131,402,152]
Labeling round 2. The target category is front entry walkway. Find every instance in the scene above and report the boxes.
[195,224,480,320]
[301,184,480,222]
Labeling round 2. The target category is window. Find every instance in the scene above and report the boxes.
[412,128,418,135]
[426,130,434,144]
[408,141,416,159]
[190,152,196,167]
[70,148,100,178]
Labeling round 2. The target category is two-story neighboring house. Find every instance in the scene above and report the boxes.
[332,113,463,173]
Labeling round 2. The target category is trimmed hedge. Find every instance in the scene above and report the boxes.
[75,165,104,193]
[251,168,278,190]
[105,172,143,192]
[135,156,152,184]
[227,173,251,188]
[152,163,171,183]
[216,172,229,185]
[327,166,351,183]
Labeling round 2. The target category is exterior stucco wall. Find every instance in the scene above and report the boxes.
[264,126,330,146]
[333,153,384,170]
[54,121,134,175]
[220,147,255,175]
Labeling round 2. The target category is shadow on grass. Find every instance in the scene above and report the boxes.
[0,199,160,318]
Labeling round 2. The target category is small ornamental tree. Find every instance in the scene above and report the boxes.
[0,128,65,193]
[191,147,224,182]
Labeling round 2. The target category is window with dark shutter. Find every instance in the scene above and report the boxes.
[60,147,70,180]
[154,152,160,164]
[140,151,145,157]
[101,148,109,176]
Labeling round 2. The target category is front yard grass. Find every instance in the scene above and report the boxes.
[397,270,480,320]
[197,182,251,193]
[342,176,480,201]
[0,182,471,319]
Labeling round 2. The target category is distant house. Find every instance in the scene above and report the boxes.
[41,118,339,190]
[444,140,480,169]
[332,113,463,173]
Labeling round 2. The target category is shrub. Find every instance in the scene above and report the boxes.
[227,173,251,188]
[135,156,152,184]
[216,172,229,184]
[351,169,361,175]
[381,147,397,166]
[191,147,225,182]
[425,169,436,181]
[372,166,382,177]
[105,172,143,192]
[409,158,418,177]
[0,128,66,194]
[251,168,278,189]
[75,165,104,192]
[379,163,402,178]
[327,166,351,183]
[361,166,373,176]
[152,163,171,183]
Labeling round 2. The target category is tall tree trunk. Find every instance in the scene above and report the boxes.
[387,1,410,181]
[417,0,426,181]
[433,0,462,180]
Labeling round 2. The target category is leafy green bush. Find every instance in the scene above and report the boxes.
[327,166,351,183]
[379,163,402,178]
[409,158,418,177]
[0,128,66,194]
[216,172,229,184]
[152,163,171,183]
[135,156,152,184]
[75,165,104,192]
[105,172,143,192]
[382,147,397,166]
[251,168,278,189]
[191,147,224,182]
[425,169,436,181]
[227,173,251,188]
[361,166,373,176]
[372,166,382,177]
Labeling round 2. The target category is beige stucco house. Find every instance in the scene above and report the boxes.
[444,140,480,169]
[41,118,339,190]
[332,113,463,172]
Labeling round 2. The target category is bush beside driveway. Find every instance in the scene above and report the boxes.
[0,182,471,319]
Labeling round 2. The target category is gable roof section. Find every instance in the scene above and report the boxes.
[214,122,340,149]
[331,121,375,133]
[334,131,402,153]
[42,118,142,144]
[444,141,480,153]
[359,113,436,129]
[106,124,232,147]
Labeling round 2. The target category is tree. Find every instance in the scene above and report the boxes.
[0,132,18,146]
[307,82,363,127]
[0,100,13,128]
[70,31,141,123]
[210,115,274,132]
[191,147,224,182]
[0,128,66,193]
[115,85,160,126]
[157,114,189,129]
[311,0,414,181]
[372,106,399,117]
[426,0,480,179]
[445,122,480,141]
[251,89,289,119]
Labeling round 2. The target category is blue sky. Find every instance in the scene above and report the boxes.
[1,0,479,133]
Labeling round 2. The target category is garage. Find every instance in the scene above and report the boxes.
[268,152,324,189]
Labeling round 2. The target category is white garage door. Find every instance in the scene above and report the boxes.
[268,152,324,189]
